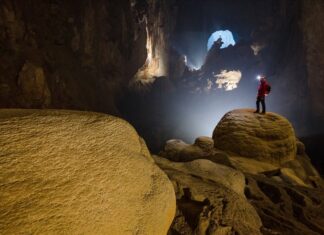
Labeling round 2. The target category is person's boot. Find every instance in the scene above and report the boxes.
[254,110,259,113]
[261,111,266,114]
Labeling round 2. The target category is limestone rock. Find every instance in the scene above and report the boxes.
[161,138,232,167]
[280,168,308,187]
[296,139,306,155]
[245,174,324,235]
[281,156,322,187]
[154,156,262,235]
[194,136,214,150]
[213,109,297,165]
[229,156,279,174]
[155,157,245,196]
[18,62,51,108]
[0,109,175,235]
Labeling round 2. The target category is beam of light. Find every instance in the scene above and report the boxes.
[207,30,236,50]
[214,70,242,91]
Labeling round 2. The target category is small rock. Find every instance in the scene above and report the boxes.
[194,136,214,150]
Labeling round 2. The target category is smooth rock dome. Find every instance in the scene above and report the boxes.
[213,109,297,165]
[0,109,175,235]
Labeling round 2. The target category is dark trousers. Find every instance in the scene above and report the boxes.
[256,97,266,113]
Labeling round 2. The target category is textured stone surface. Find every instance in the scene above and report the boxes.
[229,156,279,174]
[155,157,245,196]
[161,138,232,167]
[154,156,262,235]
[245,174,324,235]
[213,109,297,165]
[194,136,214,150]
[0,0,147,112]
[302,0,324,124]
[0,109,175,234]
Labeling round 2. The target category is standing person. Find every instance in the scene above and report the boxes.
[254,76,269,114]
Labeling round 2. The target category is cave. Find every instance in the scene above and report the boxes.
[0,0,324,234]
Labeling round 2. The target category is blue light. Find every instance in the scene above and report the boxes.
[207,30,236,50]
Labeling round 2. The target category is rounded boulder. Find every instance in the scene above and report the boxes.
[0,109,175,235]
[213,109,297,165]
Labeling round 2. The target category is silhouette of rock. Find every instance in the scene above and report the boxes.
[0,109,175,235]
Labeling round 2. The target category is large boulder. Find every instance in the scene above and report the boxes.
[213,109,297,165]
[0,109,175,234]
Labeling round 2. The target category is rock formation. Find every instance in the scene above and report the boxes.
[0,109,175,234]
[154,156,262,235]
[158,109,324,235]
[213,109,297,165]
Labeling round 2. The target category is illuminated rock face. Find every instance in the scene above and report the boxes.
[213,109,297,165]
[0,109,175,235]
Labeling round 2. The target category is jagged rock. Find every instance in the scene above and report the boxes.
[154,156,262,235]
[245,174,324,235]
[0,109,175,235]
[213,109,297,165]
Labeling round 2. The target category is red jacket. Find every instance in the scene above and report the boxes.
[257,79,268,98]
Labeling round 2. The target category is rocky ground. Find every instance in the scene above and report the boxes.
[0,108,323,234]
[158,109,324,235]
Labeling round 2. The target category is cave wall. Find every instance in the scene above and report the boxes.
[0,0,323,150]
[132,0,176,84]
[0,0,148,114]
[302,0,324,130]
[169,0,320,135]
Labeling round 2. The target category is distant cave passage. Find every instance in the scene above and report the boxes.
[207,30,236,50]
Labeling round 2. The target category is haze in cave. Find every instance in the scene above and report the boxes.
[0,0,324,234]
